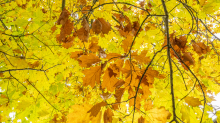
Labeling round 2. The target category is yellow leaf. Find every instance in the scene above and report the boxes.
[180,105,190,123]
[67,104,102,123]
[16,100,31,110]
[146,107,172,123]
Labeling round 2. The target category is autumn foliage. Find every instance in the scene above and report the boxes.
[1,0,220,122]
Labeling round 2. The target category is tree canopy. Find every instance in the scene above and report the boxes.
[1,0,220,122]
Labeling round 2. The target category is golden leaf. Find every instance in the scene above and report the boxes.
[104,108,114,123]
[83,66,102,88]
[146,107,171,123]
[102,68,118,92]
[87,101,107,117]
[184,96,202,107]
[131,50,151,64]
[78,53,101,67]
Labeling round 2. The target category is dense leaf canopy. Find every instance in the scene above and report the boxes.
[1,0,220,122]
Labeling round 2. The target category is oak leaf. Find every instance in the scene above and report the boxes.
[83,66,102,88]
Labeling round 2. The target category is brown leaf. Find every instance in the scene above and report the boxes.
[62,40,73,49]
[128,87,141,109]
[77,27,89,42]
[113,88,125,110]
[106,53,123,61]
[138,116,145,123]
[182,52,194,69]
[131,50,151,64]
[57,8,70,25]
[87,101,106,117]
[83,66,102,88]
[0,73,4,77]
[114,80,125,89]
[78,0,86,5]
[56,9,74,43]
[98,18,111,34]
[78,53,101,67]
[51,25,57,33]
[174,36,187,49]
[192,41,211,55]
[82,6,91,14]
[139,0,145,8]
[50,114,67,123]
[70,51,83,60]
[77,19,90,42]
[145,67,159,83]
[102,68,118,92]
[92,19,102,34]
[89,42,100,52]
[28,61,40,68]
[82,19,90,32]
[13,49,22,53]
[122,34,133,52]
[104,108,114,123]
[140,83,152,99]
[184,96,202,107]
[122,5,130,11]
